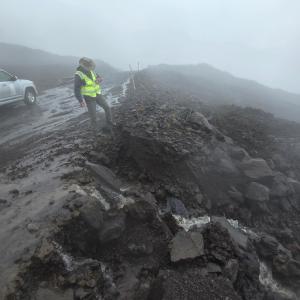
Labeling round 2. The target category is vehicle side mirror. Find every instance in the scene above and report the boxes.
[10,75,18,81]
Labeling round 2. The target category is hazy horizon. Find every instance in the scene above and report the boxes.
[1,0,299,93]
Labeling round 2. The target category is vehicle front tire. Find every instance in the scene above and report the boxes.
[24,88,37,105]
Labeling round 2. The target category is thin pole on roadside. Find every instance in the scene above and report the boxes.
[129,64,136,91]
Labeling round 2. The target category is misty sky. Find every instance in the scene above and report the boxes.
[1,0,299,93]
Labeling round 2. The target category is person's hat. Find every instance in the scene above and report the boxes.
[79,57,96,71]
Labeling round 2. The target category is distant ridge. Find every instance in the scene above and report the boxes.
[143,64,300,122]
[0,42,118,90]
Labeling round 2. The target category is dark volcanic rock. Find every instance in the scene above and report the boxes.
[166,197,188,217]
[211,217,249,250]
[240,158,273,179]
[79,198,104,230]
[86,162,122,192]
[245,182,270,203]
[224,259,239,283]
[169,230,204,262]
[99,210,126,243]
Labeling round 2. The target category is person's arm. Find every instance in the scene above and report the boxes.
[74,74,85,104]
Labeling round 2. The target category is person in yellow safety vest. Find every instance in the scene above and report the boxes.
[74,57,114,133]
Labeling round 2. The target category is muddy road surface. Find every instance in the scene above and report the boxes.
[0,83,122,298]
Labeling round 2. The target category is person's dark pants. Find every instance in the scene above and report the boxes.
[84,94,113,129]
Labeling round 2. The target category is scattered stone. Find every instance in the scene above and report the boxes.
[86,162,122,192]
[89,151,111,165]
[211,217,248,250]
[0,199,7,204]
[0,199,11,211]
[224,259,239,283]
[73,198,84,208]
[166,197,188,217]
[228,189,244,204]
[79,199,104,231]
[270,173,293,198]
[169,230,204,262]
[86,278,97,288]
[144,192,157,206]
[245,182,270,202]
[229,147,250,161]
[99,212,125,243]
[207,262,222,273]
[255,233,279,260]
[27,223,39,233]
[126,199,157,222]
[241,158,273,179]
[187,111,214,132]
[194,193,204,205]
[272,154,290,171]
[218,158,240,175]
[9,189,19,197]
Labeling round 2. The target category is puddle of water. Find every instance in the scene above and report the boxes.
[0,78,130,146]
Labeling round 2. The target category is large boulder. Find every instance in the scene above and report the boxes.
[186,111,214,132]
[240,158,273,179]
[228,146,250,161]
[166,197,188,217]
[98,211,126,243]
[86,162,122,192]
[211,217,249,250]
[272,154,290,171]
[245,182,270,202]
[80,199,104,231]
[255,233,279,259]
[270,173,294,198]
[169,230,204,262]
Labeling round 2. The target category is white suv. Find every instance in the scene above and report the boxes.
[0,69,38,106]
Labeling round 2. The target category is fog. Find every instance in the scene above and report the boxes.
[1,0,299,93]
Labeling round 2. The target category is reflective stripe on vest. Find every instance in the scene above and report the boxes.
[75,70,101,97]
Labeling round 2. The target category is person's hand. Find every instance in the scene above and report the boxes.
[80,101,86,108]
[96,76,103,84]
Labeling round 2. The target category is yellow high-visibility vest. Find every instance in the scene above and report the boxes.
[75,70,101,97]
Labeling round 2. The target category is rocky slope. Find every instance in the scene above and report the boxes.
[1,72,300,299]
[140,64,300,122]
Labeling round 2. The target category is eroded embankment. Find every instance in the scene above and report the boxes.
[2,76,300,299]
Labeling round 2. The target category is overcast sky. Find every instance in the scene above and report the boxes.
[1,0,299,93]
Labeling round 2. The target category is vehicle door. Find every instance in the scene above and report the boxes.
[0,70,18,102]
